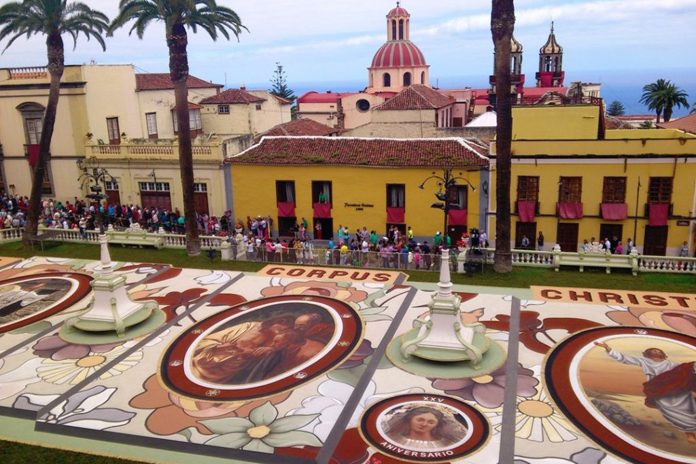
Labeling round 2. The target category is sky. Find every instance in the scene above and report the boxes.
[1,0,695,115]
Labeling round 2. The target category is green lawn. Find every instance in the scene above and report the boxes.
[0,241,694,463]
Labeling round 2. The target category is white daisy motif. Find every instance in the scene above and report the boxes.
[195,270,232,286]
[36,346,143,385]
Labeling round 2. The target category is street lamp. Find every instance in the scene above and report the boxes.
[77,157,114,233]
[419,169,476,246]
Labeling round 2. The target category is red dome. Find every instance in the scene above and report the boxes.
[371,40,426,68]
[387,6,410,18]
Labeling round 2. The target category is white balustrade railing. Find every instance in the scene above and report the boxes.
[1,227,694,275]
[638,255,696,274]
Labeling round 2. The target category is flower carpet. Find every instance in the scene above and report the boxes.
[0,256,694,464]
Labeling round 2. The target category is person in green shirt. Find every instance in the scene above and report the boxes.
[407,226,414,240]
[369,230,378,248]
[433,231,442,248]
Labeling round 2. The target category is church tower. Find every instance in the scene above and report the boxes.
[536,22,564,87]
[488,35,525,105]
[367,2,430,94]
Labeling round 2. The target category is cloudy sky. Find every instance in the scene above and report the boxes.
[1,0,695,110]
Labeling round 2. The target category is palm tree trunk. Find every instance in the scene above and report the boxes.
[491,0,515,273]
[168,23,200,256]
[23,33,64,245]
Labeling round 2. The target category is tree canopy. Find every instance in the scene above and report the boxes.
[640,79,689,123]
[606,100,625,116]
[269,62,296,102]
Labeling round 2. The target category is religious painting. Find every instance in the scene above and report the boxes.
[360,394,489,463]
[0,273,92,333]
[545,327,696,464]
[160,294,363,401]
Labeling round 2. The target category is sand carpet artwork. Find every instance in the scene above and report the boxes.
[0,255,694,464]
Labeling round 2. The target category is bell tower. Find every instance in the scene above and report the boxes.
[536,22,564,87]
[488,35,525,106]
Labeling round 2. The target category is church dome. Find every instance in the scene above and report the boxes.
[511,35,523,53]
[387,3,410,18]
[371,40,426,68]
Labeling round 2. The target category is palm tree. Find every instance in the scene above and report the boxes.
[0,0,108,245]
[640,79,689,123]
[491,0,515,273]
[109,0,246,257]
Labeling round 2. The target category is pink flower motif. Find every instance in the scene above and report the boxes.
[431,363,538,409]
[33,334,119,361]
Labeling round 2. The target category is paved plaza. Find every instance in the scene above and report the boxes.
[0,256,694,464]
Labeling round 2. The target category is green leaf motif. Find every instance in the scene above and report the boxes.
[250,401,278,426]
[200,417,253,435]
[9,320,52,334]
[270,413,319,433]
[242,439,274,454]
[263,430,323,448]
[205,432,252,449]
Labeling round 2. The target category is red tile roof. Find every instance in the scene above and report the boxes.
[135,73,222,91]
[200,88,266,104]
[297,91,356,104]
[257,119,339,140]
[658,113,696,134]
[375,85,454,111]
[227,136,489,168]
[371,41,427,68]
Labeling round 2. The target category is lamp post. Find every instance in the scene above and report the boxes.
[419,169,476,246]
[633,176,641,248]
[77,157,114,234]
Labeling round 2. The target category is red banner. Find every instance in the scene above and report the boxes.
[313,202,332,218]
[558,202,583,219]
[386,207,405,224]
[276,202,295,218]
[447,209,467,226]
[517,200,536,223]
[648,203,669,226]
[600,202,628,220]
[26,144,40,168]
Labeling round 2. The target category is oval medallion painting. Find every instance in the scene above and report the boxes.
[161,294,363,400]
[360,394,489,463]
[545,327,696,464]
[0,273,92,334]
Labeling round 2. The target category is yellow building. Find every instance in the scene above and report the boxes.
[490,104,696,256]
[0,64,289,216]
[227,137,489,240]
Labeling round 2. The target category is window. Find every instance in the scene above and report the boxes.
[172,109,202,133]
[105,180,119,191]
[312,181,332,205]
[356,99,370,112]
[145,112,158,139]
[138,182,170,192]
[391,19,397,40]
[602,177,626,203]
[193,183,207,193]
[421,71,425,84]
[106,117,120,145]
[255,104,262,111]
[559,177,582,203]
[18,102,46,145]
[403,72,411,86]
[448,185,468,210]
[386,184,405,208]
[383,73,391,88]
[275,181,295,203]
[648,177,672,203]
[517,176,539,202]
[218,104,230,114]
[39,164,53,195]
[398,19,404,40]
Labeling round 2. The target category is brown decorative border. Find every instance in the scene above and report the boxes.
[360,394,489,463]
[544,326,696,464]
[160,294,364,401]
[0,272,93,334]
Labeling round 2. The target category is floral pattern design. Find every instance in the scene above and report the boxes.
[260,280,368,303]
[202,401,322,453]
[606,306,696,335]
[130,374,291,436]
[14,385,135,430]
[432,363,538,409]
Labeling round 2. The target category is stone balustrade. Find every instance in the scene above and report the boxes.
[86,143,220,161]
[8,66,48,79]
[1,228,694,275]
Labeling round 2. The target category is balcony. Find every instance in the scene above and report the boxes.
[86,142,222,161]
[8,66,48,80]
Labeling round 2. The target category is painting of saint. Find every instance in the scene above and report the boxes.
[190,302,335,386]
[380,403,469,451]
[594,341,696,444]
[0,278,72,326]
